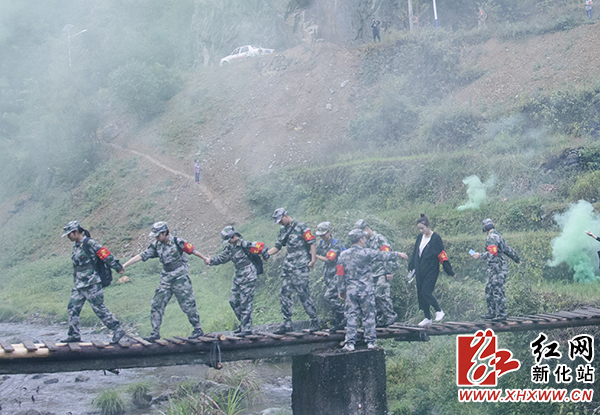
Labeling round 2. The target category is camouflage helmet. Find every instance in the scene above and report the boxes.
[149,221,168,237]
[221,226,236,244]
[315,221,332,236]
[482,218,495,232]
[61,220,80,237]
[272,207,287,224]
[354,219,368,230]
[349,228,367,243]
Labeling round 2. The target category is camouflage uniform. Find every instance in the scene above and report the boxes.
[274,219,318,327]
[140,234,203,338]
[365,231,398,326]
[337,242,399,346]
[67,237,123,339]
[209,237,269,333]
[480,229,520,319]
[316,236,345,326]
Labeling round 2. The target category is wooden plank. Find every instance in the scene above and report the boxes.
[283,332,306,338]
[310,331,331,337]
[174,336,202,344]
[244,335,263,341]
[91,340,106,349]
[568,309,600,317]
[392,325,426,332]
[441,321,477,327]
[21,341,38,352]
[154,339,169,346]
[255,331,284,340]
[68,342,81,352]
[128,336,152,347]
[536,313,567,320]
[118,339,130,348]
[553,311,583,319]
[42,341,59,352]
[0,341,15,353]
[164,337,185,345]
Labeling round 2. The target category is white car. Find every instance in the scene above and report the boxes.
[219,45,274,65]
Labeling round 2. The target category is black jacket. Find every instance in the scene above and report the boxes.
[408,232,454,280]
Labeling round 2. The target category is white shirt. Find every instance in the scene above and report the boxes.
[419,235,431,256]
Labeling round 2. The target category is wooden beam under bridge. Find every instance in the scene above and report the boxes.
[1,307,599,375]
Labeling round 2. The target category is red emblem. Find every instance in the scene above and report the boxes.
[336,264,345,276]
[303,230,316,242]
[326,250,337,261]
[96,247,110,261]
[438,250,449,263]
[380,245,391,252]
[250,242,265,254]
[486,245,498,256]
[183,242,194,254]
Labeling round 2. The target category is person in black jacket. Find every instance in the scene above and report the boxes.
[408,214,456,327]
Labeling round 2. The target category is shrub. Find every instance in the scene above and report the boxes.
[93,390,126,415]
[570,170,600,202]
[108,60,182,120]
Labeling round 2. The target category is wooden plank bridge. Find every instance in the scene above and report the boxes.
[1,307,599,375]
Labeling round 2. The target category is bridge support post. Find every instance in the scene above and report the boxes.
[291,348,387,415]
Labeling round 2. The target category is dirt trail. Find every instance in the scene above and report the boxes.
[108,143,229,218]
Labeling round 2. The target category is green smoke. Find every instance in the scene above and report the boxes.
[457,175,495,211]
[548,200,600,283]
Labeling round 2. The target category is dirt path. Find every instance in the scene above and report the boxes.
[108,143,229,218]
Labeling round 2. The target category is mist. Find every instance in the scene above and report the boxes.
[548,200,600,283]
[457,175,495,211]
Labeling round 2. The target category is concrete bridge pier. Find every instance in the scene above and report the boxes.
[291,348,387,415]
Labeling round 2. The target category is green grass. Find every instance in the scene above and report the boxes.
[93,390,126,415]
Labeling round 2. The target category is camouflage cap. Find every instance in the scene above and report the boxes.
[354,219,368,230]
[349,228,367,243]
[482,218,495,232]
[272,207,287,224]
[315,221,332,236]
[149,221,168,237]
[221,226,236,244]
[61,220,80,237]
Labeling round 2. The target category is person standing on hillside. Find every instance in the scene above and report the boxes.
[586,0,593,19]
[268,208,320,334]
[204,226,270,336]
[470,218,521,321]
[355,219,399,327]
[371,18,381,42]
[337,229,405,351]
[314,221,346,332]
[121,222,208,341]
[194,159,200,184]
[408,214,456,327]
[61,221,126,344]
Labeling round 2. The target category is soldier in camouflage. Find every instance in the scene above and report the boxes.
[314,221,346,332]
[471,219,521,321]
[61,221,126,343]
[268,208,320,334]
[205,226,270,336]
[355,219,398,327]
[122,222,208,341]
[337,229,406,351]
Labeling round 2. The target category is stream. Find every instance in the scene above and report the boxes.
[0,323,292,415]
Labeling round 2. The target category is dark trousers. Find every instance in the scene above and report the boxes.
[416,273,440,319]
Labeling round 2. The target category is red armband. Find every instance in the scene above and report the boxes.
[437,250,449,263]
[303,230,316,242]
[380,245,391,252]
[182,242,194,254]
[486,245,498,256]
[250,242,265,254]
[96,247,110,261]
[336,264,345,276]
[326,250,337,261]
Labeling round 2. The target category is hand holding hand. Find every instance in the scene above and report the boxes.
[204,258,211,266]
